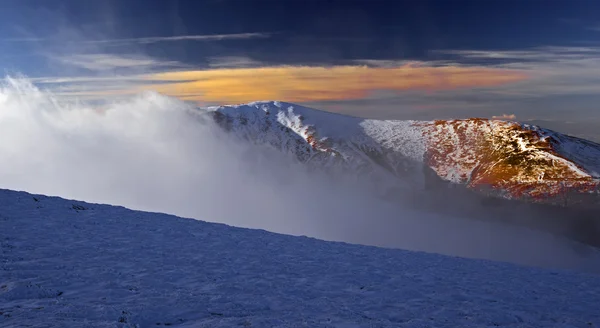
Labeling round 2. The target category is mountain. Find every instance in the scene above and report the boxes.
[206,101,600,208]
[1,188,599,327]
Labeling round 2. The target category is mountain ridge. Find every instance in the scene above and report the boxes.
[205,101,600,207]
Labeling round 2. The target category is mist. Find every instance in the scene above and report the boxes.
[1,76,599,273]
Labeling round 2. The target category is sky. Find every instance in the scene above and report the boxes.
[2,0,600,140]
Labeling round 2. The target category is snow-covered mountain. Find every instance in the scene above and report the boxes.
[1,188,599,327]
[206,101,600,207]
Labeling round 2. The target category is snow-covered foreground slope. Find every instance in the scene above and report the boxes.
[2,189,600,328]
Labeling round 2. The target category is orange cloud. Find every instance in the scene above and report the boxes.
[138,64,528,104]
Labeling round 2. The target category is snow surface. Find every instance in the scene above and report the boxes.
[534,125,600,178]
[2,189,600,328]
[210,101,428,161]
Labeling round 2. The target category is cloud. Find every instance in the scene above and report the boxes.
[1,33,270,45]
[438,47,600,62]
[31,76,143,84]
[137,64,527,104]
[84,33,270,45]
[29,44,600,123]
[492,114,517,120]
[558,18,600,32]
[30,63,527,105]
[0,37,46,42]
[54,54,182,71]
[207,56,263,68]
[435,46,600,97]
[352,59,414,68]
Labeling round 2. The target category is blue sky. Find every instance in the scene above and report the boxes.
[1,0,600,140]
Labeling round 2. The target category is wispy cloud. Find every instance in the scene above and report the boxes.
[84,32,270,45]
[1,33,270,45]
[54,54,182,71]
[31,76,143,84]
[435,46,600,96]
[588,25,600,32]
[439,47,600,62]
[207,56,263,69]
[0,37,46,42]
[352,59,414,68]
[557,18,600,32]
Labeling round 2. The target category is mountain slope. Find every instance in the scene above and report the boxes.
[206,101,600,206]
[422,119,600,202]
[1,189,599,327]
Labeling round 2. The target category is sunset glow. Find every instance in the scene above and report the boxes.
[141,64,528,104]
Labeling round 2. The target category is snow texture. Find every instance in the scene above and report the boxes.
[1,189,599,328]
[209,101,428,160]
